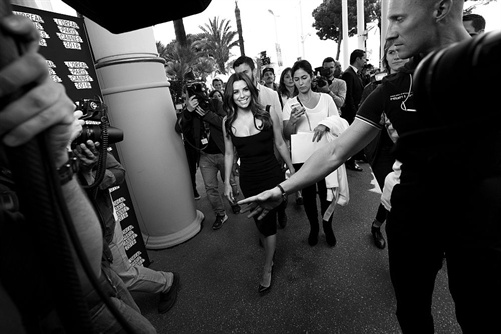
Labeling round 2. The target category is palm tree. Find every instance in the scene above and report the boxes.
[197,17,239,74]
[235,1,245,56]
[157,35,216,105]
[173,19,188,47]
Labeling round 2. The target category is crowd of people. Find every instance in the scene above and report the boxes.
[1,0,499,333]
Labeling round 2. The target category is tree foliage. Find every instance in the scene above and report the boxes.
[156,33,215,82]
[312,0,380,59]
[197,17,239,74]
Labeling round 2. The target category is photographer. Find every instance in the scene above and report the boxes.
[179,80,241,230]
[315,57,346,110]
[74,139,179,315]
[0,15,156,333]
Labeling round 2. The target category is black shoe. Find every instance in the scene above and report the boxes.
[158,272,179,314]
[258,265,273,294]
[371,225,386,249]
[346,161,363,172]
[278,210,287,229]
[212,214,228,230]
[308,224,319,246]
[231,204,241,214]
[323,220,337,247]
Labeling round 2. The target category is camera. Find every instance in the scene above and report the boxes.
[73,98,124,146]
[312,67,331,91]
[185,80,211,112]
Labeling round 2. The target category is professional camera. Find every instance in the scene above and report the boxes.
[185,80,211,112]
[312,67,331,91]
[73,97,124,146]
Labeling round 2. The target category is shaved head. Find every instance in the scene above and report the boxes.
[386,0,468,58]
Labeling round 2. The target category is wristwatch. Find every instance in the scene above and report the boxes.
[57,151,80,185]
[276,184,287,203]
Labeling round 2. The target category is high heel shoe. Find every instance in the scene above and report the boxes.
[258,264,273,294]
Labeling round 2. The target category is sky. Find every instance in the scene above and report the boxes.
[152,0,342,70]
[47,0,501,78]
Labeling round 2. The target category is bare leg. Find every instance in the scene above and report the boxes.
[259,233,276,289]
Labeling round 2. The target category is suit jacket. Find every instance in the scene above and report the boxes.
[341,66,364,124]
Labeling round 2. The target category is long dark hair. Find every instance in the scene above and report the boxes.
[381,39,395,72]
[223,72,272,137]
[278,67,298,99]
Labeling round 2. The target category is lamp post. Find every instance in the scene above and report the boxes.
[268,9,283,67]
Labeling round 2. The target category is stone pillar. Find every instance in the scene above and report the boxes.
[84,18,203,249]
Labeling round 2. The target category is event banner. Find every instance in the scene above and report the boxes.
[13,5,150,267]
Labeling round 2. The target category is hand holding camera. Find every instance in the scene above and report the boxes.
[74,140,100,174]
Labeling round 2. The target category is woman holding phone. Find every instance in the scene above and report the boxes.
[282,60,340,247]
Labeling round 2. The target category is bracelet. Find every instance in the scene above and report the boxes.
[57,151,79,185]
[276,184,287,203]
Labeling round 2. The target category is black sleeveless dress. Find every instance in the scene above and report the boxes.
[230,125,284,236]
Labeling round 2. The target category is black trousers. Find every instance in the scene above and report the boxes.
[386,174,501,333]
[184,142,199,193]
[294,163,332,226]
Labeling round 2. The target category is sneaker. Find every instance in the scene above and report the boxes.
[194,189,201,200]
[231,204,241,214]
[158,272,180,314]
[212,214,228,230]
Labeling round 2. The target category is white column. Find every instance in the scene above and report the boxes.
[84,19,203,249]
[357,0,365,50]
[342,0,349,69]
[381,0,389,62]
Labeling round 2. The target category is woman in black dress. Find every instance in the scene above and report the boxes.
[222,72,295,294]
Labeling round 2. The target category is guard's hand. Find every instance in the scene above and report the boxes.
[237,187,283,220]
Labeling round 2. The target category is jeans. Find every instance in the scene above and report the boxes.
[109,221,172,294]
[90,266,157,334]
[199,152,239,217]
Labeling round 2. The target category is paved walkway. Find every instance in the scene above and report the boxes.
[133,164,461,334]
